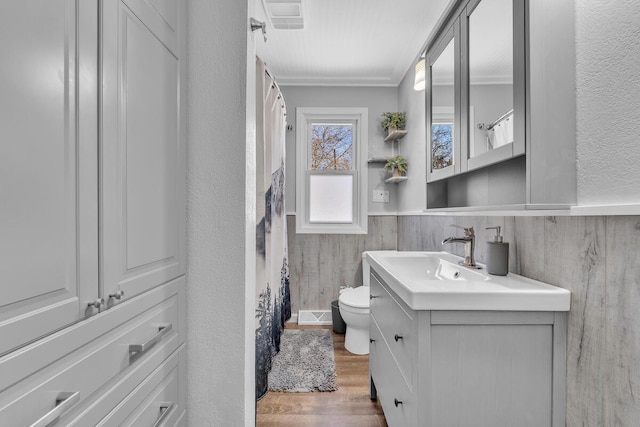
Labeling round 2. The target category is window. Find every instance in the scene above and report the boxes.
[296,108,368,234]
[432,124,453,169]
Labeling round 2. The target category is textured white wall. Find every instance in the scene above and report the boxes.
[281,86,400,215]
[397,68,427,213]
[576,0,640,205]
[186,0,256,425]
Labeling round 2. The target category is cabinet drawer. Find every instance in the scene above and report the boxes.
[0,285,181,426]
[97,346,184,427]
[370,316,414,427]
[370,272,416,387]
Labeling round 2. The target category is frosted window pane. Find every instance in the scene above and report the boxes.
[309,175,353,223]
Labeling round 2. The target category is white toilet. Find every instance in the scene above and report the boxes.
[338,253,371,355]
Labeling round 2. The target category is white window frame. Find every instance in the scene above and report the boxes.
[295,107,368,234]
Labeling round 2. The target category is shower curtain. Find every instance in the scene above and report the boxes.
[255,58,291,400]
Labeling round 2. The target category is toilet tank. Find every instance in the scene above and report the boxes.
[362,252,370,287]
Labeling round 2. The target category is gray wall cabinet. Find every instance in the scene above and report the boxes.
[426,0,576,211]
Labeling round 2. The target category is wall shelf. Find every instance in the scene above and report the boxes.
[384,129,407,142]
[385,176,408,184]
[367,157,389,164]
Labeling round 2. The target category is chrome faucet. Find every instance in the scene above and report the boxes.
[442,226,477,268]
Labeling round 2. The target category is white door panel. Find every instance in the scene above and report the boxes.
[0,0,99,356]
[102,0,185,302]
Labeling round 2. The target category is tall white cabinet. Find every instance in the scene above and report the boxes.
[0,0,187,425]
[0,0,100,359]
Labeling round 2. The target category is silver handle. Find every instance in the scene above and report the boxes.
[129,323,172,357]
[250,18,267,42]
[30,391,80,427]
[109,290,125,300]
[87,298,104,309]
[152,402,174,427]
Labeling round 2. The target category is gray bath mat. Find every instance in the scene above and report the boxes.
[268,329,338,392]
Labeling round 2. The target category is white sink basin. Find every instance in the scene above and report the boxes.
[365,251,570,311]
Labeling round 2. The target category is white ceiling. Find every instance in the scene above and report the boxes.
[254,0,454,87]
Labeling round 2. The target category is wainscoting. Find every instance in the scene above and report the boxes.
[286,215,397,313]
[398,215,640,426]
[287,213,640,424]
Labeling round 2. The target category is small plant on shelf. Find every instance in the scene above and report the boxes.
[384,156,408,177]
[380,112,406,133]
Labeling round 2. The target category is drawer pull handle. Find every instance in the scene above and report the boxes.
[370,295,379,300]
[109,290,125,300]
[30,391,80,427]
[369,338,375,343]
[152,402,175,427]
[394,398,403,407]
[87,298,104,310]
[129,323,173,357]
[394,334,403,342]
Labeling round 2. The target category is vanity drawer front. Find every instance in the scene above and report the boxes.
[0,284,181,427]
[370,272,416,387]
[97,346,184,427]
[370,316,415,427]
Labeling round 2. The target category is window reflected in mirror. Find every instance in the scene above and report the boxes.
[430,38,455,171]
[468,0,513,159]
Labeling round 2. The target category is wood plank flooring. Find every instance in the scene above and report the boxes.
[257,324,388,427]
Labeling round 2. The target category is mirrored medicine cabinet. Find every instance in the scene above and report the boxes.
[425,0,576,211]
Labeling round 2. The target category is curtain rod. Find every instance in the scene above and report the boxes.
[478,109,514,131]
[257,56,287,115]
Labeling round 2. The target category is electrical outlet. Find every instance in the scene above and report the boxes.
[372,190,389,203]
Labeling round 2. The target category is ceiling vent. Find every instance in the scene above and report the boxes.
[262,0,304,29]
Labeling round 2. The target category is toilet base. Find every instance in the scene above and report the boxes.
[344,326,370,355]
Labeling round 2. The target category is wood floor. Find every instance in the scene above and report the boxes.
[257,324,388,427]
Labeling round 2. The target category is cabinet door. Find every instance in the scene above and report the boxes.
[0,0,99,357]
[101,0,186,302]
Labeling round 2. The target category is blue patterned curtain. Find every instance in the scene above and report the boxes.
[255,58,291,400]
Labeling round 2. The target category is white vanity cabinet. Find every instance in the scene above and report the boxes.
[0,0,187,424]
[369,270,567,427]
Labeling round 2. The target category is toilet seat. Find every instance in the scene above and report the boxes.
[339,286,369,309]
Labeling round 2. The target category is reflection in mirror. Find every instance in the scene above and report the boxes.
[469,0,513,159]
[431,38,455,171]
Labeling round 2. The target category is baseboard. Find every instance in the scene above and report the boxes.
[297,310,333,325]
[287,313,299,323]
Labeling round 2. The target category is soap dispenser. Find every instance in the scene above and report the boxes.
[485,226,509,276]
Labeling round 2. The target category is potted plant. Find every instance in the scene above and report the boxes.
[380,112,406,135]
[384,156,408,177]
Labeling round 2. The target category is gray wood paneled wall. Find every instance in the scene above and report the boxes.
[397,214,640,426]
[287,215,396,313]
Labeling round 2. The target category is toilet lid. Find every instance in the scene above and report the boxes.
[340,286,370,309]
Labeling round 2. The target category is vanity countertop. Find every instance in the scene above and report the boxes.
[365,250,570,311]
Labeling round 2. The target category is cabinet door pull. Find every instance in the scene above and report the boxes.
[152,402,175,427]
[394,334,403,342]
[370,295,379,300]
[394,398,403,407]
[87,298,104,309]
[30,391,80,427]
[108,290,125,300]
[369,338,375,343]
[129,323,172,357]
